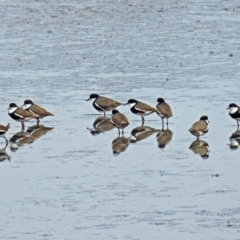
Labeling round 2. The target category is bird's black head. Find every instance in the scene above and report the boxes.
[9,103,17,108]
[124,99,138,105]
[200,115,209,121]
[228,103,238,108]
[24,99,33,105]
[157,98,165,103]
[112,109,119,115]
[86,93,99,101]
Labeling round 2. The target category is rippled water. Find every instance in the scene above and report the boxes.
[1,0,240,239]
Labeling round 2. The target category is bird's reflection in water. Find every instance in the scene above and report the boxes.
[229,130,240,150]
[0,142,10,162]
[9,125,54,151]
[111,137,129,155]
[129,126,159,143]
[26,124,54,140]
[189,139,209,159]
[9,131,32,151]
[88,116,114,135]
[156,128,173,148]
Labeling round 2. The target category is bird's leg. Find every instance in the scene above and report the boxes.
[237,121,239,130]
[166,119,169,129]
[37,118,40,126]
[21,122,25,132]
[103,112,106,117]
[161,117,164,127]
[122,129,124,136]
[118,128,120,137]
[141,117,145,126]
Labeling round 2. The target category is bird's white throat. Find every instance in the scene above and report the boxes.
[22,104,32,110]
[129,103,136,107]
[8,107,17,114]
[229,107,238,114]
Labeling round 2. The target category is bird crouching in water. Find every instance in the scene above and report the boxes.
[111,109,129,136]
[188,115,209,139]
[22,99,54,126]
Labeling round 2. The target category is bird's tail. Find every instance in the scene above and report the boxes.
[6,123,10,130]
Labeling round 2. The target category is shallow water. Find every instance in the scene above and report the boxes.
[1,0,240,239]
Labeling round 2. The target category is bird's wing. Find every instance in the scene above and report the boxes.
[135,102,156,113]
[189,120,207,132]
[96,96,121,110]
[30,104,54,116]
[16,108,36,118]
[156,103,173,117]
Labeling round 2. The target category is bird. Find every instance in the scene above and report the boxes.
[156,98,173,126]
[86,93,122,116]
[188,115,209,139]
[111,137,129,155]
[189,140,209,159]
[124,99,156,126]
[8,103,36,131]
[111,109,129,136]
[22,99,54,126]
[0,123,10,144]
[156,128,173,148]
[227,103,240,129]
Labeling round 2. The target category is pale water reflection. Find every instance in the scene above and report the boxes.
[87,116,114,135]
[189,139,210,159]
[0,142,10,162]
[9,125,54,151]
[111,136,129,156]
[229,130,240,150]
[156,128,173,149]
[129,126,159,143]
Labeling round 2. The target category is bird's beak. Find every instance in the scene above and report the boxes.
[208,120,210,123]
[226,107,229,110]
[86,98,91,101]
[123,103,128,106]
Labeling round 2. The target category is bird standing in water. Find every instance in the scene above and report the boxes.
[22,99,54,126]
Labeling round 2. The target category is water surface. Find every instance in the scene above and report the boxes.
[0,0,240,239]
